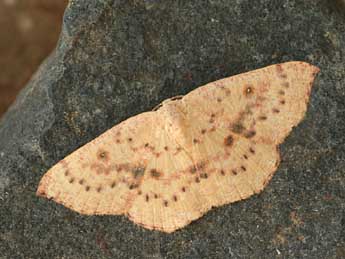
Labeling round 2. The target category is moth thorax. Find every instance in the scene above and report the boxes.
[161,102,189,145]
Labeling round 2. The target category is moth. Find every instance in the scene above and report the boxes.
[37,61,319,233]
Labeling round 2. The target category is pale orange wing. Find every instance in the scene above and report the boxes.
[37,61,319,233]
[37,112,162,215]
[178,61,319,203]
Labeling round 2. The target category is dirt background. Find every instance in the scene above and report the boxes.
[0,0,67,117]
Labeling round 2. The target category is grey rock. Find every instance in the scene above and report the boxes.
[0,0,345,258]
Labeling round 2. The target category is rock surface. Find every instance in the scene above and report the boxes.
[0,0,344,258]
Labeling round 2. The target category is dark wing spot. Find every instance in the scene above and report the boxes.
[195,177,200,183]
[145,194,149,202]
[145,143,149,147]
[282,82,289,88]
[110,181,116,188]
[164,146,169,151]
[244,86,254,97]
[150,169,162,178]
[243,154,248,160]
[201,129,206,134]
[217,97,222,102]
[200,173,208,179]
[163,200,169,207]
[190,161,206,173]
[278,90,285,95]
[280,100,286,105]
[132,166,146,179]
[97,150,109,161]
[244,130,256,139]
[97,186,102,193]
[193,138,199,144]
[258,115,267,121]
[190,166,197,174]
[129,184,139,190]
[231,169,237,175]
[154,193,158,199]
[128,138,133,142]
[272,108,280,113]
[224,135,234,146]
[173,195,178,202]
[85,186,90,191]
[241,166,247,171]
[249,147,255,154]
[220,169,225,176]
[69,178,75,184]
[181,187,186,192]
[79,179,84,185]
[138,190,142,195]
[64,170,69,176]
[231,123,245,134]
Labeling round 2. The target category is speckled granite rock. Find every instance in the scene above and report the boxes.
[0,0,344,258]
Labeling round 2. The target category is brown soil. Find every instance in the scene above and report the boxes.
[0,0,68,118]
